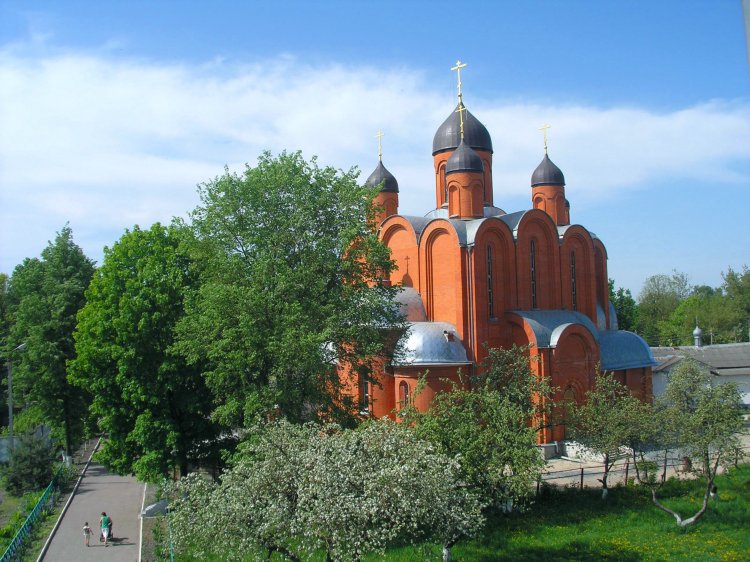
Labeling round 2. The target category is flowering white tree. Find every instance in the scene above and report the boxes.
[166,420,483,561]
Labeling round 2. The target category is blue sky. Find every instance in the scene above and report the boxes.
[1,0,748,296]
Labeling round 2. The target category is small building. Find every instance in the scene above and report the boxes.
[652,328,750,407]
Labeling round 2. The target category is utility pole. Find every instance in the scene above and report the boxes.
[6,343,27,450]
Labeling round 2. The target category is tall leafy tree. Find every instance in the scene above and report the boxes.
[410,345,549,509]
[567,371,653,499]
[636,270,691,345]
[721,265,750,342]
[7,226,95,455]
[633,359,743,527]
[69,224,217,480]
[174,151,404,427]
[608,279,637,332]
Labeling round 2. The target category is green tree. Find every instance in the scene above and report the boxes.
[608,279,637,332]
[659,288,738,345]
[636,270,691,345]
[410,345,549,509]
[721,265,750,342]
[174,151,404,427]
[568,371,653,499]
[6,226,95,455]
[0,273,9,351]
[636,359,744,527]
[69,224,217,480]
[4,431,57,495]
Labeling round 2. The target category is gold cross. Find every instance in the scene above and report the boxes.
[376,130,384,161]
[451,60,467,101]
[456,104,466,140]
[538,124,551,154]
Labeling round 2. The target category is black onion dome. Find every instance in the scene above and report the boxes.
[445,139,484,174]
[531,154,565,186]
[365,161,399,193]
[432,102,493,155]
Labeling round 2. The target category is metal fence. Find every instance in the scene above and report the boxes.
[538,444,749,493]
[1,467,63,562]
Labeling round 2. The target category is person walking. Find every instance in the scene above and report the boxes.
[99,512,111,547]
[82,522,93,547]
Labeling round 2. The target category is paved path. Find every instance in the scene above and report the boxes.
[40,461,144,561]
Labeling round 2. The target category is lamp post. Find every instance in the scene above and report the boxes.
[6,343,26,449]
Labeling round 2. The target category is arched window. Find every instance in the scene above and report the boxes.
[399,381,410,408]
[441,163,448,206]
[487,245,495,318]
[530,239,538,309]
[570,250,578,311]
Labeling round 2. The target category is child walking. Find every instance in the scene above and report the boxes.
[82,522,93,547]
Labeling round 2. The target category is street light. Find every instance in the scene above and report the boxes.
[6,343,27,449]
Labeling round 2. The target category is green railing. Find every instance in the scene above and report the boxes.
[1,467,63,562]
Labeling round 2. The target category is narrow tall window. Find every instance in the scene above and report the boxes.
[359,371,370,415]
[530,239,537,309]
[570,250,578,311]
[487,245,495,318]
[399,381,409,408]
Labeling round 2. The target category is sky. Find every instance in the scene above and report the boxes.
[0,0,748,296]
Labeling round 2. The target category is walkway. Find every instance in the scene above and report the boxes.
[40,460,143,561]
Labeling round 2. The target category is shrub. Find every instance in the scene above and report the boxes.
[4,431,57,495]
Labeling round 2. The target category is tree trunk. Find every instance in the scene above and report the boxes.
[442,545,452,562]
[649,453,721,527]
[600,453,610,500]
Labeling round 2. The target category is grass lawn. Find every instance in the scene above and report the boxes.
[387,463,750,562]
[173,463,750,561]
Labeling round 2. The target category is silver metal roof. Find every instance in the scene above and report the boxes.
[423,205,506,221]
[599,330,657,370]
[394,287,427,322]
[394,321,471,366]
[651,342,750,375]
[510,310,599,348]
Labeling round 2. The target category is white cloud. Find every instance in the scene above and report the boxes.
[1,47,749,275]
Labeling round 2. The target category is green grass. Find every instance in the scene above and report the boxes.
[172,464,750,562]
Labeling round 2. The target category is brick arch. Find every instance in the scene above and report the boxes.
[447,181,460,216]
[381,218,421,290]
[551,325,599,440]
[419,222,463,325]
[473,219,516,315]
[560,226,596,322]
[533,195,545,211]
[437,160,447,207]
[515,210,561,309]
[593,238,609,326]
[479,153,493,205]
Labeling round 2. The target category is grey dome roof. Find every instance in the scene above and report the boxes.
[446,140,484,174]
[432,102,493,155]
[394,321,470,366]
[394,287,427,322]
[531,154,565,187]
[365,161,399,193]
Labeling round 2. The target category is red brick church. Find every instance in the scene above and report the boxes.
[350,64,655,443]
